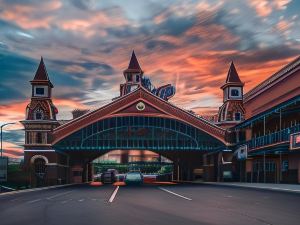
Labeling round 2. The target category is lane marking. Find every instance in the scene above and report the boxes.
[27,198,42,204]
[78,199,85,202]
[61,199,73,204]
[108,186,120,203]
[158,187,192,201]
[46,191,73,200]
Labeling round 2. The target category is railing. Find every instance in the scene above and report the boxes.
[243,123,300,151]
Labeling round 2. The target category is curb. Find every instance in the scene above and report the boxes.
[0,183,79,196]
[203,182,300,194]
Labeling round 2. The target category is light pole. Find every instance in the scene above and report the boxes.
[1,122,15,158]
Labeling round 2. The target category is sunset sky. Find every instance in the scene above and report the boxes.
[1,0,300,158]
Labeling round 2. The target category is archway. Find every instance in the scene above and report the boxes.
[54,116,226,183]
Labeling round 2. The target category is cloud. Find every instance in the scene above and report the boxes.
[0,0,300,157]
[248,0,291,17]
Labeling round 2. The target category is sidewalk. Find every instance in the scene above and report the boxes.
[204,182,300,193]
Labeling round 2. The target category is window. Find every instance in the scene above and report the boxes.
[127,74,132,82]
[34,86,48,97]
[36,132,43,144]
[231,89,239,96]
[235,112,241,121]
[136,75,140,82]
[34,108,44,120]
[36,87,45,95]
[34,158,46,178]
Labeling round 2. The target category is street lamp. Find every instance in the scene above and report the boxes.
[0,122,15,158]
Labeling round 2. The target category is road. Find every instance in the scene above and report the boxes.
[0,183,299,225]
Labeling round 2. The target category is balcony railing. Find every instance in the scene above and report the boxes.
[243,123,300,151]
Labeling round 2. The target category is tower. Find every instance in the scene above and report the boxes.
[120,51,144,96]
[217,62,245,127]
[21,57,60,186]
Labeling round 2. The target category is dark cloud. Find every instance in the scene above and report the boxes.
[49,59,115,76]
[2,130,24,145]
[145,40,176,50]
[70,0,91,10]
[157,16,196,36]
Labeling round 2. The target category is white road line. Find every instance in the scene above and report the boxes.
[158,187,192,201]
[27,198,42,204]
[61,199,73,204]
[46,191,73,200]
[108,186,120,203]
[78,199,85,202]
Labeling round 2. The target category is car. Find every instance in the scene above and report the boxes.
[125,171,143,185]
[101,169,117,184]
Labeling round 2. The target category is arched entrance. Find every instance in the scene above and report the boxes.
[30,155,48,187]
[54,116,226,182]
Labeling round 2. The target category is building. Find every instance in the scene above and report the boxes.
[21,52,300,186]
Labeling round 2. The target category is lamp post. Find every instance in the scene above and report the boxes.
[0,122,15,158]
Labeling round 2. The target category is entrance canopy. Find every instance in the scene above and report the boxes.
[54,116,225,151]
[52,87,227,152]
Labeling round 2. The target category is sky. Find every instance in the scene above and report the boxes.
[0,0,300,158]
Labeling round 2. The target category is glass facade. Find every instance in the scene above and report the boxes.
[55,116,225,151]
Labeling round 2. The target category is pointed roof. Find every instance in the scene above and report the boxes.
[226,62,242,83]
[124,51,143,73]
[31,57,53,87]
[221,62,243,89]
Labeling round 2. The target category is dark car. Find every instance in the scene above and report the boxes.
[101,169,117,184]
[125,171,143,185]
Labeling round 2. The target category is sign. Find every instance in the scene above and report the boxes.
[290,132,300,150]
[223,171,232,179]
[236,144,248,160]
[0,157,8,182]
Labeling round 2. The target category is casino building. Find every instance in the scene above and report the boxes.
[21,52,300,186]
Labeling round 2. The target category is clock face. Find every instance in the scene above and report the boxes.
[136,102,145,111]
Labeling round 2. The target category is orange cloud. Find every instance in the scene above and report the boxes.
[248,0,291,17]
[0,0,61,29]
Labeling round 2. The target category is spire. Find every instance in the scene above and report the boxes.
[226,61,242,84]
[31,57,53,87]
[124,50,143,73]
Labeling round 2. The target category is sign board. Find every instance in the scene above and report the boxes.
[223,171,232,179]
[0,157,8,182]
[236,144,248,160]
[290,132,300,150]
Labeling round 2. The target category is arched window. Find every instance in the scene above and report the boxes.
[235,112,241,121]
[34,108,44,120]
[34,158,46,179]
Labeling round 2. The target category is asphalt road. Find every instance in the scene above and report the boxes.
[0,183,300,225]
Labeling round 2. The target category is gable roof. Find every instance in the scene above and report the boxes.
[244,55,300,102]
[52,87,226,145]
